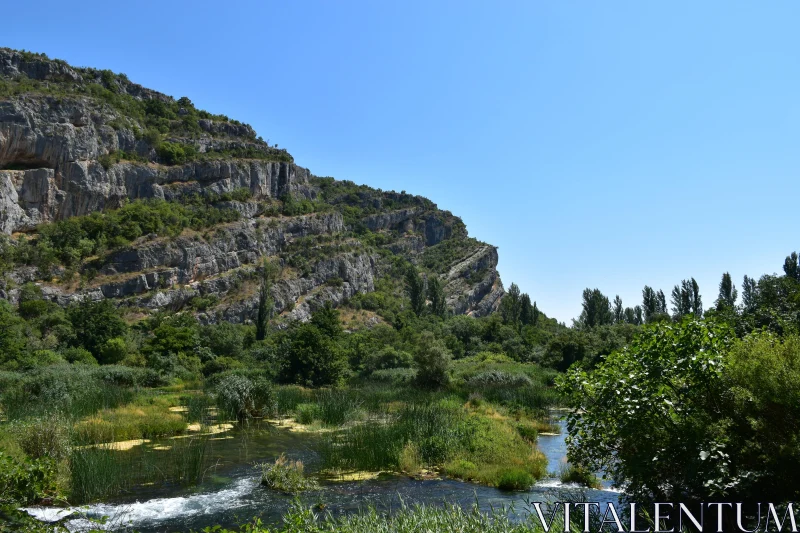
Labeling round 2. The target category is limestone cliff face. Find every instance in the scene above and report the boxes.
[0,48,504,321]
[0,93,314,232]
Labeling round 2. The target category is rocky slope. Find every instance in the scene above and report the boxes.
[0,48,504,322]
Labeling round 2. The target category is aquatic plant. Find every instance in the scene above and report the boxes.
[71,404,187,445]
[313,389,361,426]
[69,435,209,503]
[558,463,601,489]
[204,501,548,532]
[259,454,318,492]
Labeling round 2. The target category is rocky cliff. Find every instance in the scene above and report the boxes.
[0,48,504,323]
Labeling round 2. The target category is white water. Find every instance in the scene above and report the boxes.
[24,477,258,532]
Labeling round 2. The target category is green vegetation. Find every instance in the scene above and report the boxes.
[203,502,558,533]
[260,454,318,492]
[0,50,293,167]
[558,464,601,489]
[5,198,241,276]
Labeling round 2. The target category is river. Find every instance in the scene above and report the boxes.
[25,415,621,532]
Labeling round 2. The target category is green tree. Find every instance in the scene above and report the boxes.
[672,278,702,319]
[66,299,127,359]
[405,266,426,317]
[741,275,758,313]
[519,293,533,325]
[656,289,667,315]
[642,286,658,322]
[256,258,280,341]
[0,300,28,370]
[427,276,447,318]
[277,323,346,387]
[559,318,735,502]
[310,302,343,339]
[623,307,636,325]
[500,283,522,325]
[577,288,612,328]
[783,251,799,281]
[633,305,643,325]
[612,295,623,324]
[413,331,452,388]
[715,272,738,311]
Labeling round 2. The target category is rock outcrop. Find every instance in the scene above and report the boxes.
[0,48,504,322]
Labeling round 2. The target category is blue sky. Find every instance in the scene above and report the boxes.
[4,1,799,322]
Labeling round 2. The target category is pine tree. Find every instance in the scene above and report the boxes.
[532,301,540,326]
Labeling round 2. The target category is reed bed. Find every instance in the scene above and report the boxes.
[69,433,210,502]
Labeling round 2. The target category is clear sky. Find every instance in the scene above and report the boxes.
[4,1,799,323]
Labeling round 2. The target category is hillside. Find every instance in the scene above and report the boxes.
[0,48,504,324]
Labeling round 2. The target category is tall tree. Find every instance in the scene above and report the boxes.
[256,258,280,341]
[500,283,522,325]
[427,276,447,318]
[634,305,644,325]
[741,275,758,313]
[612,295,624,324]
[532,301,540,326]
[519,293,533,325]
[623,307,636,325]
[642,286,658,322]
[405,266,426,316]
[715,272,738,310]
[656,290,668,314]
[690,278,702,316]
[671,278,703,319]
[578,288,612,328]
[784,252,800,281]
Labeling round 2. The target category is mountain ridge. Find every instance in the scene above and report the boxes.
[0,47,504,324]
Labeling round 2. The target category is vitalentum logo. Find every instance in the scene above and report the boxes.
[530,502,798,532]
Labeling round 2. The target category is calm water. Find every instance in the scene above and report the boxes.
[26,415,621,532]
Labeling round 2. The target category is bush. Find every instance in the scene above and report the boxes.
[369,367,416,385]
[11,414,71,461]
[413,332,451,388]
[260,454,318,492]
[466,370,533,388]
[363,346,413,373]
[496,468,534,491]
[558,464,601,489]
[0,452,57,506]
[215,374,274,421]
[294,403,320,425]
[62,347,98,365]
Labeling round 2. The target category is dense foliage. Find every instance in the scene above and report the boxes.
[559,251,800,509]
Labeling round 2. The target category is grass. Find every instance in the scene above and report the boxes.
[69,434,210,502]
[207,502,554,532]
[558,463,601,489]
[72,404,187,445]
[319,399,547,488]
[259,454,318,493]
